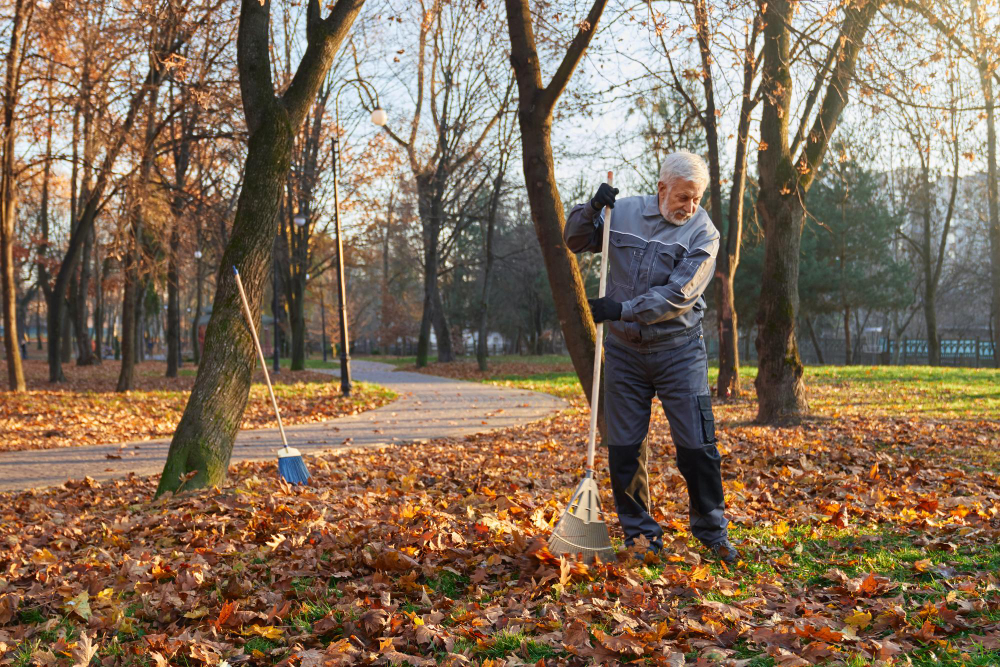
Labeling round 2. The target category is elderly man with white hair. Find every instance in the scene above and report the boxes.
[563,150,737,563]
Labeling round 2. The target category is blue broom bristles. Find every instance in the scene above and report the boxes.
[277,447,310,484]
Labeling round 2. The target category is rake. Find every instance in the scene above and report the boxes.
[548,171,616,564]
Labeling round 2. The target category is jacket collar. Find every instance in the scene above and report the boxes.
[642,194,662,218]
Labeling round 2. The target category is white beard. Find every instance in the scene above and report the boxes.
[661,208,693,226]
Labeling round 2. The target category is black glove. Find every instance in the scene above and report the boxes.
[588,297,623,322]
[590,183,619,212]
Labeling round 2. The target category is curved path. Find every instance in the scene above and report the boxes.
[0,360,566,492]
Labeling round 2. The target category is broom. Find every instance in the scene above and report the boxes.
[232,266,310,484]
[548,171,616,564]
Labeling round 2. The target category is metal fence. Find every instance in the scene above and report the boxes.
[708,333,998,368]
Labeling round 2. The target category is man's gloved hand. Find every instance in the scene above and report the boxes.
[590,183,619,212]
[588,297,623,322]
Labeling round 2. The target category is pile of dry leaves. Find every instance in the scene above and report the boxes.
[0,361,393,453]
[1,382,1000,665]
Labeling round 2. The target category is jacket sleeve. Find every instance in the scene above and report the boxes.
[620,224,720,325]
[563,203,605,253]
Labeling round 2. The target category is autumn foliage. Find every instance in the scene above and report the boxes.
[2,368,1000,665]
[0,361,393,453]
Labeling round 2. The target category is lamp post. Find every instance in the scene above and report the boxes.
[332,79,387,396]
[292,213,308,364]
[320,275,328,363]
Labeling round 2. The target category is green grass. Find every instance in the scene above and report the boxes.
[477,629,558,660]
[425,571,469,599]
[355,353,573,368]
[243,636,279,654]
[278,358,340,370]
[17,608,45,624]
[406,354,1000,420]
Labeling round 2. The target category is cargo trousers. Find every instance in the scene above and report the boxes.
[604,325,728,550]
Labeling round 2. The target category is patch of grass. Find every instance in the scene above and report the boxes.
[17,608,45,624]
[451,637,476,654]
[491,371,584,400]
[476,629,557,660]
[36,616,79,643]
[907,645,1000,666]
[426,571,469,599]
[278,358,340,370]
[290,601,334,632]
[9,639,40,667]
[404,355,999,420]
[290,576,313,593]
[244,636,279,654]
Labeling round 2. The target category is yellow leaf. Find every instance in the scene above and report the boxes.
[914,558,933,572]
[31,548,57,564]
[244,624,284,640]
[845,610,872,629]
[774,521,790,537]
[183,607,210,619]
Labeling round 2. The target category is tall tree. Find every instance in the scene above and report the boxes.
[380,0,505,367]
[476,87,517,372]
[45,0,207,383]
[656,2,761,398]
[0,0,35,392]
[969,0,1000,368]
[156,0,365,497]
[753,0,878,422]
[504,0,609,404]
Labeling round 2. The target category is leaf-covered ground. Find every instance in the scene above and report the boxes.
[1,363,1000,666]
[0,361,395,453]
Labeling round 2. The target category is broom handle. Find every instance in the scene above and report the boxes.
[232,267,289,449]
[586,171,613,472]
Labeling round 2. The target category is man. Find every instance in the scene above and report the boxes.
[563,150,738,563]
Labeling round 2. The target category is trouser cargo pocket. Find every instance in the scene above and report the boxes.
[697,395,716,445]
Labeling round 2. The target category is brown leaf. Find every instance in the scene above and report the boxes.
[70,633,99,667]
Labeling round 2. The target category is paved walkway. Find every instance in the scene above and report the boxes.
[0,360,567,492]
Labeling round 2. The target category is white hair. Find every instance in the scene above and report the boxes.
[658,150,710,193]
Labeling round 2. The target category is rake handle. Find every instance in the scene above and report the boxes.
[586,171,613,472]
[232,267,289,449]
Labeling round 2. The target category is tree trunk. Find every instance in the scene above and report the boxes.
[192,254,203,364]
[477,171,503,372]
[503,0,608,416]
[924,288,939,366]
[118,84,161,391]
[59,301,72,364]
[74,227,95,365]
[288,272,306,371]
[972,0,1000,375]
[0,174,24,391]
[753,0,807,422]
[804,316,825,364]
[843,305,852,365]
[166,222,181,376]
[94,252,105,363]
[157,0,365,497]
[753,0,875,423]
[0,0,32,392]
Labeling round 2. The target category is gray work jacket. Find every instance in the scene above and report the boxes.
[564,194,720,351]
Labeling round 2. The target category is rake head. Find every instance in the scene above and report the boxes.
[549,473,614,564]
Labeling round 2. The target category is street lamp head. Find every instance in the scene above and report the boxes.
[194,249,203,259]
[294,214,307,227]
[370,107,388,127]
